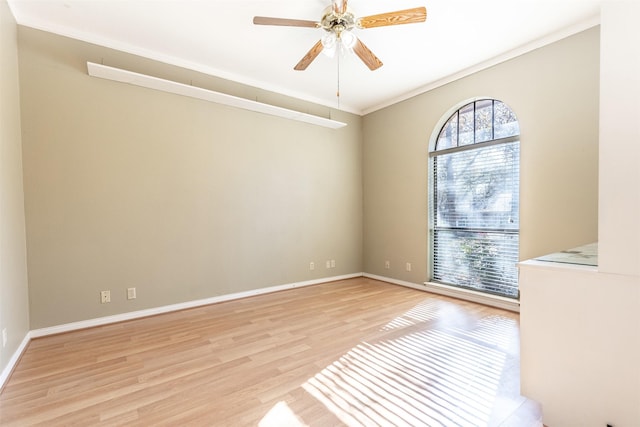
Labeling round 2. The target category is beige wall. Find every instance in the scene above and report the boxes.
[6,14,606,331]
[363,27,600,283]
[18,27,363,329]
[0,0,30,375]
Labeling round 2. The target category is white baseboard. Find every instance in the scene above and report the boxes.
[30,273,363,338]
[363,273,520,312]
[1,273,363,391]
[0,332,30,392]
[363,273,428,291]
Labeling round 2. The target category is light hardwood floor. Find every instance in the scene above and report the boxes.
[0,277,541,426]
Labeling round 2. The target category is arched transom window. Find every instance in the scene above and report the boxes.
[429,99,520,298]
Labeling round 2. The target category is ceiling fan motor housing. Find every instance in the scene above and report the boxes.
[321,6,356,35]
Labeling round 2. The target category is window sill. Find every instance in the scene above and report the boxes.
[363,273,520,313]
[423,281,520,312]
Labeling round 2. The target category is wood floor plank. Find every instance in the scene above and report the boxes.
[0,277,542,426]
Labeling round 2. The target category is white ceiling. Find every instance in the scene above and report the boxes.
[8,0,602,115]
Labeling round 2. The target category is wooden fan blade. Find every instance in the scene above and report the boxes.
[332,0,348,14]
[253,16,319,28]
[294,40,324,70]
[357,7,427,29]
[352,38,383,71]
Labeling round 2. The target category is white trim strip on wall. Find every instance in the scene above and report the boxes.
[86,62,347,129]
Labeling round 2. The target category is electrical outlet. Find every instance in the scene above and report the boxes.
[326,260,331,269]
[2,328,7,348]
[100,290,111,304]
[310,262,315,271]
[330,259,335,268]
[385,260,390,269]
[406,262,412,272]
[127,287,136,300]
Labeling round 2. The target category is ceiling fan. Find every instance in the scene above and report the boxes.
[253,0,427,71]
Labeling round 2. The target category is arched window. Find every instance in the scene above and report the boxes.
[429,99,520,298]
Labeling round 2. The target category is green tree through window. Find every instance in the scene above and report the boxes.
[429,100,520,298]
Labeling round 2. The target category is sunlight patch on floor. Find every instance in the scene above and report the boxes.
[451,315,518,350]
[381,300,442,331]
[303,317,511,426]
[259,401,307,427]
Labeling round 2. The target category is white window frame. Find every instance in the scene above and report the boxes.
[426,98,521,307]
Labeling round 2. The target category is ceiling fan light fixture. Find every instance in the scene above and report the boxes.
[321,32,337,57]
[321,32,337,49]
[323,45,337,58]
[340,30,356,49]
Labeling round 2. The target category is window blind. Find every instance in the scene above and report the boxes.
[432,140,520,298]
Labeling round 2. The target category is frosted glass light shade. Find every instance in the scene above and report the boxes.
[340,30,356,49]
[321,32,337,49]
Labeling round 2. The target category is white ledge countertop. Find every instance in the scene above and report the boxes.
[532,242,597,266]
